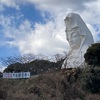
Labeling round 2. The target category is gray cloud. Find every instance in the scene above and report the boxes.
[0,0,96,13]
[22,0,96,13]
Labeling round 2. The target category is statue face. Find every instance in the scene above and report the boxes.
[62,13,94,69]
[66,28,81,50]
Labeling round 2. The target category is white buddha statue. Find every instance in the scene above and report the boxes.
[62,13,94,68]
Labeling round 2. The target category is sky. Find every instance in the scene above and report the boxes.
[0,0,100,71]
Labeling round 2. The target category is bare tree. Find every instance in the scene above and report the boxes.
[0,54,36,66]
[19,54,36,63]
[0,57,17,65]
[53,52,67,62]
[36,54,49,61]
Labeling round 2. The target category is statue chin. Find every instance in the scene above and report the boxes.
[62,13,94,68]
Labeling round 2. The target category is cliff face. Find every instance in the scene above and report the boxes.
[0,68,100,100]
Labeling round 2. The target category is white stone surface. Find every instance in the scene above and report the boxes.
[62,13,94,68]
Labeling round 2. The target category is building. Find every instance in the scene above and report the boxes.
[3,72,30,79]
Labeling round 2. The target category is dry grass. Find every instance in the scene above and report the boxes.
[0,69,100,100]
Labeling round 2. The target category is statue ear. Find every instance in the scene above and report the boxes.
[80,34,85,41]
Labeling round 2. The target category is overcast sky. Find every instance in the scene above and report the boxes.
[0,0,100,70]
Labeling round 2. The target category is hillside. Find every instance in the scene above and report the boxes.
[0,67,100,100]
[4,59,62,75]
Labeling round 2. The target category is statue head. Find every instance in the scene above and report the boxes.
[62,13,94,68]
[64,13,94,54]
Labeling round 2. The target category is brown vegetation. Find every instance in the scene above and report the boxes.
[0,68,100,100]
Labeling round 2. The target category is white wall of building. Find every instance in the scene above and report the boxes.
[3,72,30,79]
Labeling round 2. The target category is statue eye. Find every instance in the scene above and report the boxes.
[72,32,79,38]
[72,33,78,37]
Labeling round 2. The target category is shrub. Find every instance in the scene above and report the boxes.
[81,66,100,93]
[84,43,100,66]
[0,90,7,100]
[83,43,100,93]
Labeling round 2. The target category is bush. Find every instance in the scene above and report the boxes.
[81,66,100,93]
[84,43,100,66]
[0,90,7,100]
[83,43,100,93]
